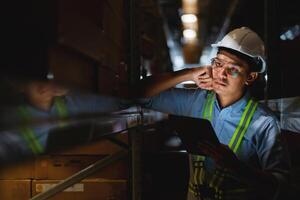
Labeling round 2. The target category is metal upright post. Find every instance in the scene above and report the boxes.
[128,127,143,200]
[128,109,143,200]
[128,0,142,198]
[128,0,140,85]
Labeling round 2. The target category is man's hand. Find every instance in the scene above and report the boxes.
[190,66,213,90]
[197,141,240,170]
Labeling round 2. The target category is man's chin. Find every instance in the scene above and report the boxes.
[213,85,230,95]
[213,84,226,92]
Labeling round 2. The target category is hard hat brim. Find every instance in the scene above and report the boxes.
[211,43,266,73]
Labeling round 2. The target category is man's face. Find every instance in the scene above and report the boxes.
[24,81,68,103]
[211,50,252,96]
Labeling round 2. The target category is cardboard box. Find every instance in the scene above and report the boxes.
[102,2,124,49]
[49,46,97,91]
[57,0,123,64]
[32,179,127,200]
[0,135,128,180]
[0,159,35,179]
[35,155,128,180]
[106,0,124,16]
[0,180,31,200]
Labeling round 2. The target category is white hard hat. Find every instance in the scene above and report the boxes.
[211,27,266,73]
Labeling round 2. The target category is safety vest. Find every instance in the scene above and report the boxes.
[17,96,68,155]
[189,91,258,199]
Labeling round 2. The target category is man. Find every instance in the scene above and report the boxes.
[0,78,129,162]
[139,27,290,199]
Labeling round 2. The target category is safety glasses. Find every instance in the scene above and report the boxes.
[210,58,243,78]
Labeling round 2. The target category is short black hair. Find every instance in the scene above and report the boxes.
[218,47,261,72]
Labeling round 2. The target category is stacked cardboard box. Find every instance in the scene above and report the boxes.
[0,133,128,199]
[0,159,34,200]
[32,179,127,200]
[0,180,31,200]
[49,0,128,94]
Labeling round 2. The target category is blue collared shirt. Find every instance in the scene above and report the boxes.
[140,88,290,196]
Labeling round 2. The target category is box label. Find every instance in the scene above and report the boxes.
[36,183,84,193]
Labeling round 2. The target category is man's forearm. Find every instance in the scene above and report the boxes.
[233,160,278,199]
[137,69,192,97]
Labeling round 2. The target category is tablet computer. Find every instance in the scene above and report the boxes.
[169,115,220,155]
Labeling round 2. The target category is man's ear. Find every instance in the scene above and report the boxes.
[245,72,258,86]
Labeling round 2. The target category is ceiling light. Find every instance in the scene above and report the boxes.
[181,14,197,23]
[183,29,197,40]
[280,25,300,40]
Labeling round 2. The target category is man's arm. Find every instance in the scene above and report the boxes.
[198,142,279,199]
[198,118,290,200]
[220,145,279,200]
[135,66,213,97]
[233,158,279,200]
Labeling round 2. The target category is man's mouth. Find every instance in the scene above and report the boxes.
[213,80,227,87]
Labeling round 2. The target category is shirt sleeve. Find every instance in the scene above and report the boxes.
[65,92,131,114]
[255,117,291,199]
[137,88,206,117]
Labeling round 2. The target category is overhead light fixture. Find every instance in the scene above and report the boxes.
[46,72,54,80]
[181,14,197,23]
[183,29,197,40]
[280,25,300,40]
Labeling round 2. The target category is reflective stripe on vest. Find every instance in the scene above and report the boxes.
[18,96,68,155]
[193,155,205,185]
[228,99,258,153]
[18,106,44,154]
[202,91,214,121]
[54,96,68,118]
[189,91,258,199]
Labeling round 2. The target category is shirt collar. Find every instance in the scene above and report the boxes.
[230,91,251,112]
[215,91,251,112]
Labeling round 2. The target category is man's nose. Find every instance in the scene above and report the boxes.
[218,66,228,78]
